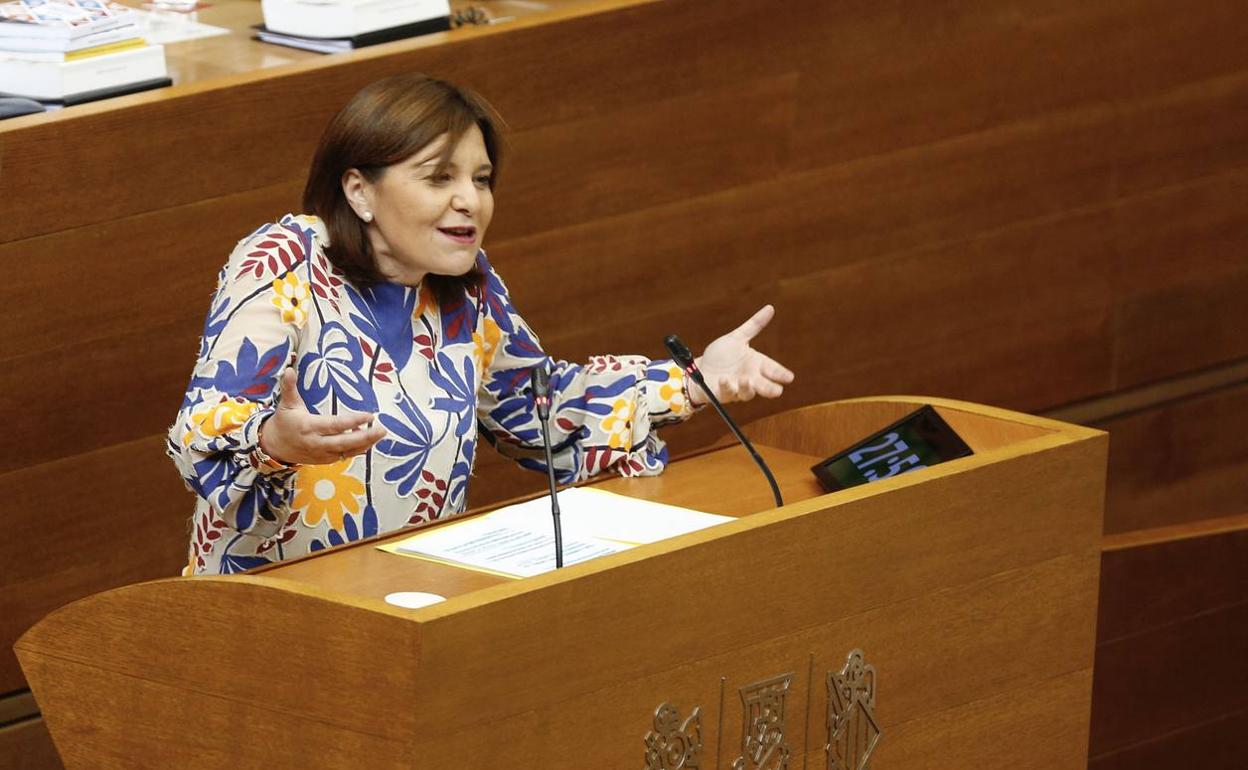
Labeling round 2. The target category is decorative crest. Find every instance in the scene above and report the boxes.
[731,673,793,770]
[825,649,881,770]
[643,702,703,770]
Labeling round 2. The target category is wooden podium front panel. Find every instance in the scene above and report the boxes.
[16,400,1105,768]
[399,435,1103,767]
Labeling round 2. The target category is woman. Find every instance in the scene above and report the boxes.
[168,74,794,575]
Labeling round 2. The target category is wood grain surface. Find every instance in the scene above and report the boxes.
[1089,523,1248,763]
[2,0,1246,765]
[15,399,1106,768]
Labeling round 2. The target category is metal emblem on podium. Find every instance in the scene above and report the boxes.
[643,702,703,769]
[731,673,793,770]
[825,650,881,770]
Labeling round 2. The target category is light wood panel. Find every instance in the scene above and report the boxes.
[406,553,1097,767]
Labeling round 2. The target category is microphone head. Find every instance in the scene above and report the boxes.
[529,364,552,421]
[663,334,696,368]
[529,364,550,397]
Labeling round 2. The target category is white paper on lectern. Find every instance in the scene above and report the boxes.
[484,487,734,544]
[391,487,733,578]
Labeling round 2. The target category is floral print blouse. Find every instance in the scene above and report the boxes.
[167,215,695,575]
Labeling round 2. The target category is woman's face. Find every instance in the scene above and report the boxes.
[353,124,495,286]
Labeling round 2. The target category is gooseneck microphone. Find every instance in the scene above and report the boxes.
[530,365,564,568]
[663,335,784,509]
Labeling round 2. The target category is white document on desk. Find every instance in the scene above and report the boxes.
[390,487,733,578]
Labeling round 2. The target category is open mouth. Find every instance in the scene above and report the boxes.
[438,226,477,244]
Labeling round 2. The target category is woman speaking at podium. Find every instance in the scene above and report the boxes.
[167,74,794,575]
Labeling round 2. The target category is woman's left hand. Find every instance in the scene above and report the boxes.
[691,304,795,406]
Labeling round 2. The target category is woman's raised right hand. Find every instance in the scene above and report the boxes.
[258,368,388,466]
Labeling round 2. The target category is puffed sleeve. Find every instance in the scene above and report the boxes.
[472,255,696,483]
[166,222,313,537]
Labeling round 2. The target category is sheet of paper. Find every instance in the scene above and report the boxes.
[483,487,734,544]
[392,515,628,578]
[383,487,734,578]
[135,9,229,45]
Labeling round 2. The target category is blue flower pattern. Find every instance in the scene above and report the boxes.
[168,215,695,575]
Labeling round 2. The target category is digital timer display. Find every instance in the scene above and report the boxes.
[811,405,973,492]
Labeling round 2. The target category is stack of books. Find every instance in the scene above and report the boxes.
[257,0,450,54]
[0,0,169,106]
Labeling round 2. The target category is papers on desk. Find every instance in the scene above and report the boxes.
[380,487,733,579]
[135,9,228,46]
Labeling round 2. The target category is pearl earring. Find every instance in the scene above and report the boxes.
[362,211,373,223]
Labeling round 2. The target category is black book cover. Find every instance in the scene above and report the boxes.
[254,15,452,49]
[0,76,172,108]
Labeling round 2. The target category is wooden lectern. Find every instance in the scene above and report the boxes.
[16,397,1105,768]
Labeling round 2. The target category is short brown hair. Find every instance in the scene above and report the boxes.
[302,73,506,304]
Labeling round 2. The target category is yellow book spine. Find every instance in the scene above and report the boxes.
[63,37,145,62]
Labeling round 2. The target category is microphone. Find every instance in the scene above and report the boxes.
[663,334,784,509]
[530,365,564,568]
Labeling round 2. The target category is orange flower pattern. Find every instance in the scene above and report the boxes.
[168,215,696,575]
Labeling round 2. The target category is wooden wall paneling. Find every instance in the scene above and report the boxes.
[488,73,798,242]
[446,0,802,133]
[1106,0,1248,101]
[493,105,1118,343]
[1098,527,1248,646]
[1089,710,1248,770]
[489,183,804,335]
[778,107,1119,272]
[0,316,206,474]
[0,718,62,770]
[792,0,1131,166]
[1112,167,1248,300]
[0,692,35,725]
[1095,381,1248,533]
[0,435,187,693]
[0,0,797,243]
[1114,71,1248,198]
[787,312,1115,417]
[793,0,1248,171]
[1114,266,1248,392]
[1089,523,1248,762]
[0,181,303,363]
[1088,594,1248,757]
[772,209,1118,412]
[0,69,328,242]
